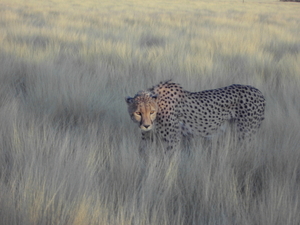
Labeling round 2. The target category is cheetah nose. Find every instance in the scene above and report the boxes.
[144,125,150,129]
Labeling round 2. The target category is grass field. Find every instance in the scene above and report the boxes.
[0,0,300,224]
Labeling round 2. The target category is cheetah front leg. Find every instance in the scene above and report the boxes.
[139,124,181,154]
[138,131,151,155]
[162,124,182,153]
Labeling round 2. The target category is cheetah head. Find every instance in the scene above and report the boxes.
[125,91,158,131]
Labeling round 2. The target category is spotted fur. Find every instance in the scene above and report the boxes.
[126,80,265,151]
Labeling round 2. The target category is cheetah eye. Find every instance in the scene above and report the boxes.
[135,112,142,116]
[150,110,155,114]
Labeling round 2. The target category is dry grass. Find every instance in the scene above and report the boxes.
[0,0,300,224]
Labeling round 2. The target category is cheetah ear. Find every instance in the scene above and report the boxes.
[151,94,158,100]
[125,97,134,104]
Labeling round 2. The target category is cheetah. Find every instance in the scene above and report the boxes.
[126,80,265,151]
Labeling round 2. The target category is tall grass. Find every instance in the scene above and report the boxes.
[0,0,300,224]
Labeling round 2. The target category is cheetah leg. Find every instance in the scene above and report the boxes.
[138,131,152,154]
[163,126,181,152]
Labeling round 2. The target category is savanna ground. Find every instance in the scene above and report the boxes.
[0,0,300,224]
